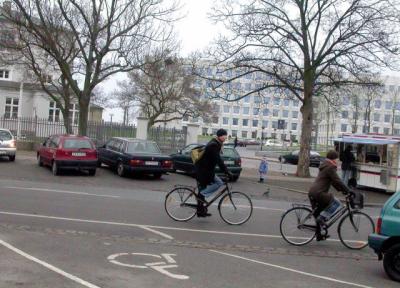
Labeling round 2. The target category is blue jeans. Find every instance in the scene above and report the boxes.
[342,169,351,187]
[200,176,224,198]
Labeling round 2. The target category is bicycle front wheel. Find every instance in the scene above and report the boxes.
[165,187,198,222]
[338,211,375,250]
[218,192,253,225]
[280,207,316,246]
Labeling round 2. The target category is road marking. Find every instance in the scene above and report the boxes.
[0,210,362,244]
[4,186,120,199]
[210,250,374,288]
[210,203,286,212]
[0,211,173,240]
[0,238,101,288]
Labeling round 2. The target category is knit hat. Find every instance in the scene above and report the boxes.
[216,129,228,137]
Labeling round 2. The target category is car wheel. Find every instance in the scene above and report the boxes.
[117,162,126,177]
[153,173,162,180]
[37,155,43,167]
[97,160,102,168]
[232,175,239,182]
[9,155,15,162]
[383,243,400,282]
[88,169,96,176]
[52,161,60,176]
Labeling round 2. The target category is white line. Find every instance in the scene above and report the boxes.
[4,186,120,199]
[210,203,286,212]
[210,250,375,288]
[0,211,361,243]
[0,211,174,240]
[0,238,101,288]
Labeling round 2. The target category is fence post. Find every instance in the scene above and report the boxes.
[186,123,200,145]
[136,117,149,140]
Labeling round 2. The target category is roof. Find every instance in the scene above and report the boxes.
[334,136,400,145]
[113,137,156,143]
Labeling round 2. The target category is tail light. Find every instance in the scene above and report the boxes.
[376,217,382,234]
[235,159,242,167]
[130,159,144,166]
[55,149,70,157]
[162,160,173,168]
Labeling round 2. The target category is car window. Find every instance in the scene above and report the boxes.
[126,141,161,154]
[395,199,400,209]
[63,139,93,149]
[222,148,238,157]
[0,130,12,141]
[183,144,200,154]
[49,137,59,148]
[106,139,115,150]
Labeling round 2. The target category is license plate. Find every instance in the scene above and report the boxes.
[145,161,159,166]
[72,152,86,157]
[224,161,234,165]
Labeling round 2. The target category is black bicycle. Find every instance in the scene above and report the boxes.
[165,177,253,225]
[280,193,375,249]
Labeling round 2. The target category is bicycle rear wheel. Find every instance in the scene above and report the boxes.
[338,211,375,250]
[280,207,316,246]
[218,192,253,225]
[165,187,198,222]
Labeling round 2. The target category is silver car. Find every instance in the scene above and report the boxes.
[0,129,16,161]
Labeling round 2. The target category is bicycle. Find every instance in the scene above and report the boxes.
[164,177,253,225]
[279,192,375,250]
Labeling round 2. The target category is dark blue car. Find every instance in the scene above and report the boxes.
[97,138,173,179]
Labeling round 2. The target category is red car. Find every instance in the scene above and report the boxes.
[37,135,98,176]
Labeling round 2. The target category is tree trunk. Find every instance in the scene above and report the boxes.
[61,108,72,134]
[297,95,313,177]
[78,98,89,136]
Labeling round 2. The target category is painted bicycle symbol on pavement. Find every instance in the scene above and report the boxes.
[107,252,189,280]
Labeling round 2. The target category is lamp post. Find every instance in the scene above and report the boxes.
[260,126,266,151]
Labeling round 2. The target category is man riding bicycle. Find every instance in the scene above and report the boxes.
[308,150,353,241]
[195,129,233,217]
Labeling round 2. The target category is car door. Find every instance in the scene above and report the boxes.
[41,137,53,165]
[108,139,123,167]
[102,139,116,165]
[48,136,60,162]
[177,145,198,172]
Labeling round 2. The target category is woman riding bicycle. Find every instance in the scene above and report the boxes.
[308,150,353,241]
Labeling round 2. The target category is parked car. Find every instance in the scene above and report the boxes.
[368,192,400,282]
[0,129,16,161]
[170,144,242,181]
[279,150,322,167]
[97,138,173,179]
[37,135,98,176]
[264,139,283,147]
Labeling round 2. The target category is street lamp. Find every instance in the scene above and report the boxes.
[260,126,266,151]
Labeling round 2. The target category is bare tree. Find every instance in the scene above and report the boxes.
[117,52,212,128]
[389,86,400,134]
[205,0,400,177]
[4,0,179,135]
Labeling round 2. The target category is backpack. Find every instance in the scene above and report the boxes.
[191,146,205,164]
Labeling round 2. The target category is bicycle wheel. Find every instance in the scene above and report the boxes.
[338,211,375,250]
[280,207,317,246]
[165,187,198,222]
[218,191,253,225]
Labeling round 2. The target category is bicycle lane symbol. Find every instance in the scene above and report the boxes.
[107,253,189,280]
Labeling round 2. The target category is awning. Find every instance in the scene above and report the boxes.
[333,137,400,145]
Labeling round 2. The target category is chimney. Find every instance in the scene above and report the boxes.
[2,1,12,15]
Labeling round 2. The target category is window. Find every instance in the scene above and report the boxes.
[293,100,300,107]
[223,105,230,113]
[342,111,348,119]
[283,110,289,118]
[233,106,240,114]
[241,131,248,138]
[292,111,299,119]
[273,109,279,117]
[385,101,393,110]
[253,108,260,115]
[64,139,93,150]
[213,105,220,112]
[353,112,359,119]
[394,129,400,135]
[48,101,61,122]
[242,119,249,126]
[384,128,390,135]
[253,120,259,127]
[69,104,79,125]
[183,115,189,121]
[223,117,229,125]
[212,116,219,124]
[262,120,268,128]
[395,115,400,124]
[245,83,252,91]
[384,114,391,123]
[232,118,239,126]
[202,128,208,135]
[375,100,382,109]
[0,69,10,79]
[243,107,250,115]
[251,131,257,139]
[273,97,280,106]
[263,109,269,116]
[373,127,379,133]
[341,124,347,132]
[263,97,270,104]
[272,121,278,129]
[254,96,261,104]
[291,123,297,131]
[232,130,237,137]
[244,96,250,103]
[343,97,350,106]
[374,113,380,122]
[284,99,289,106]
[4,97,18,119]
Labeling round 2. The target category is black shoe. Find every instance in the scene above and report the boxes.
[197,204,211,217]
[316,233,330,241]
[197,211,212,217]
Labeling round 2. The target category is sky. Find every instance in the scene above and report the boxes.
[102,0,217,122]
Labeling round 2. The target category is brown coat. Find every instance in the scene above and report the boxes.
[308,159,350,210]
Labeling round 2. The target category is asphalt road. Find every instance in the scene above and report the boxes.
[0,154,396,288]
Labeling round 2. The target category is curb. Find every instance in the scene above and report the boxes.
[242,156,280,163]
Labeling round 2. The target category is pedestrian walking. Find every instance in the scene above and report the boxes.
[234,137,238,148]
[259,156,268,183]
[340,145,355,186]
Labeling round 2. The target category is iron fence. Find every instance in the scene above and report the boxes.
[148,126,186,154]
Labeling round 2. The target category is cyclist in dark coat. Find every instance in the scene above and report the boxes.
[195,129,232,217]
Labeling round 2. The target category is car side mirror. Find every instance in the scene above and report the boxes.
[178,149,182,154]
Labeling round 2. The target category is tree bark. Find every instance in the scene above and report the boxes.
[297,88,313,177]
[78,98,89,136]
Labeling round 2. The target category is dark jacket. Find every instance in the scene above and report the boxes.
[308,159,350,210]
[195,138,229,187]
[340,149,355,170]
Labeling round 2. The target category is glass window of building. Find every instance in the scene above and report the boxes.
[233,106,240,114]
[342,97,350,106]
[254,96,261,103]
[212,128,218,135]
[202,128,208,135]
[375,100,382,109]
[232,118,239,126]
[242,131,248,138]
[232,130,237,137]
[212,116,219,124]
[48,101,61,122]
[223,105,230,113]
[341,124,347,132]
[291,123,298,131]
[273,97,280,106]
[373,127,379,133]
[251,131,257,139]
[243,107,250,115]
[395,115,400,124]
[283,110,289,118]
[292,111,299,118]
[242,119,249,126]
[384,114,391,123]
[253,108,260,115]
[342,111,348,119]
[292,100,299,107]
[384,128,390,135]
[213,105,220,112]
[262,120,268,128]
[263,97,270,104]
[0,69,10,79]
[385,101,393,110]
[245,83,251,91]
[223,117,229,125]
[253,120,259,127]
[284,99,289,106]
[273,109,279,117]
[272,121,278,129]
[4,97,19,119]
[394,129,400,135]
[263,108,269,116]
[244,96,250,103]
[373,113,380,122]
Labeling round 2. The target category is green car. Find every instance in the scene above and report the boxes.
[170,144,242,181]
[368,192,400,282]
